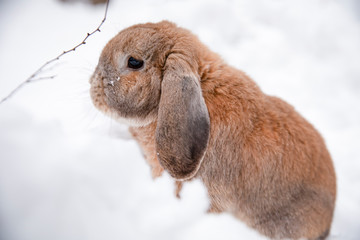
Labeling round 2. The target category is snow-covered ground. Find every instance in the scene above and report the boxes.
[0,0,359,239]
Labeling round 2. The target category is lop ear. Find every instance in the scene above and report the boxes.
[155,56,210,180]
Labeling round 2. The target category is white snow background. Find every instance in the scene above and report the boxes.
[0,0,359,239]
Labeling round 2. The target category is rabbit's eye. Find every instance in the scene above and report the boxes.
[128,57,144,69]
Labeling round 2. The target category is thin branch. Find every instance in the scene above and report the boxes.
[30,75,57,82]
[0,0,110,104]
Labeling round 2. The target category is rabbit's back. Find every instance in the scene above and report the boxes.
[199,70,336,239]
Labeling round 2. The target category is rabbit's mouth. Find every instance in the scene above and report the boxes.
[90,72,156,127]
[90,72,115,117]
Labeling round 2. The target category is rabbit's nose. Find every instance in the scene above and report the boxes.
[89,71,102,84]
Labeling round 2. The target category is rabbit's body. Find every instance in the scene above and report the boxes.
[90,21,336,239]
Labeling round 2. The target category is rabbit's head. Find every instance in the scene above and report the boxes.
[90,21,210,180]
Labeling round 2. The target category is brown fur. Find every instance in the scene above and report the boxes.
[90,21,336,239]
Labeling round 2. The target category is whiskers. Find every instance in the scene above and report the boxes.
[75,93,132,140]
[59,63,132,140]
[107,111,133,140]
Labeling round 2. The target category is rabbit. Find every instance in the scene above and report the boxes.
[90,21,336,240]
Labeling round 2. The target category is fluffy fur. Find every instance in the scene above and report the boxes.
[90,21,336,240]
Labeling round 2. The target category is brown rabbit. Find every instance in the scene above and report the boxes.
[90,21,336,240]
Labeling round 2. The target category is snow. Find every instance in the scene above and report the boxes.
[0,0,359,239]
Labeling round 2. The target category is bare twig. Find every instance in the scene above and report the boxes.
[0,0,110,104]
[30,75,57,82]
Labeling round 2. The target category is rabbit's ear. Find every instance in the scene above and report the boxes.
[155,55,210,180]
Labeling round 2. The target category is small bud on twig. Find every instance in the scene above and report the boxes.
[0,0,110,105]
